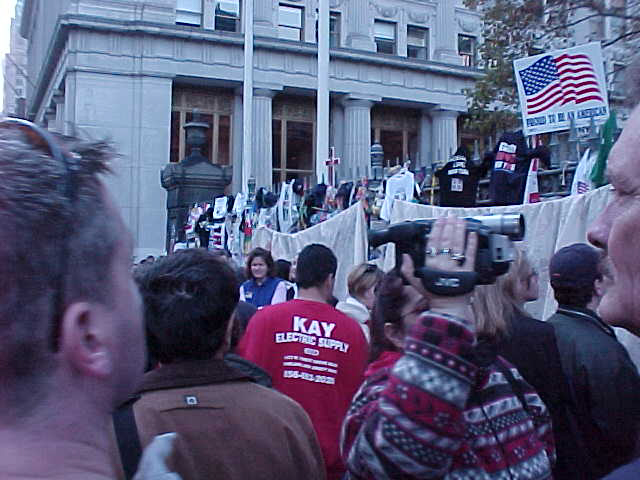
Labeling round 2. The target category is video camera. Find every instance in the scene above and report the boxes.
[369,214,525,295]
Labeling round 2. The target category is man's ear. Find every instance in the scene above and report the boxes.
[59,302,113,378]
[324,273,335,294]
[384,322,403,350]
[594,278,605,300]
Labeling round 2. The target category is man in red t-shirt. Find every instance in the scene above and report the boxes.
[238,244,369,480]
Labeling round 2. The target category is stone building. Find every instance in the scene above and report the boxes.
[20,0,481,257]
[3,0,28,116]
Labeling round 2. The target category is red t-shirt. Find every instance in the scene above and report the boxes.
[237,299,369,480]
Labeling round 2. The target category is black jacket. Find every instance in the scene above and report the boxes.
[548,306,640,479]
[496,312,580,480]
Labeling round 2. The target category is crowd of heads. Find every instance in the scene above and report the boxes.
[3,70,640,478]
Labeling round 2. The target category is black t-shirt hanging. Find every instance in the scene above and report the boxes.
[435,157,480,207]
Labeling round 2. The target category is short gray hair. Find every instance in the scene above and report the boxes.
[0,127,120,416]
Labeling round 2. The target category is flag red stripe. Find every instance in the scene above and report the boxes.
[575,94,605,104]
[528,92,564,113]
[527,87,563,109]
[527,80,562,102]
[554,53,589,62]
[556,66,596,77]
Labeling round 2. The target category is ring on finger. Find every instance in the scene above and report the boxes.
[451,252,466,264]
[426,246,437,257]
[437,248,452,256]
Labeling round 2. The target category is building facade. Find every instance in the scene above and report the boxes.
[3,0,28,116]
[21,0,482,257]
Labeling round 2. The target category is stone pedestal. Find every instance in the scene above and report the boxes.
[252,89,275,188]
[343,98,373,179]
[431,109,459,165]
[161,156,231,253]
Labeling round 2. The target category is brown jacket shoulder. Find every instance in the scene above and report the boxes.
[117,359,325,480]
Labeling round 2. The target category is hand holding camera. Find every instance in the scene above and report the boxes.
[369,212,525,296]
[399,216,478,322]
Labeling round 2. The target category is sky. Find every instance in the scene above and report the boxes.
[0,0,18,102]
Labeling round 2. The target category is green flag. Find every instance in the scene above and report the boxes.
[590,111,617,188]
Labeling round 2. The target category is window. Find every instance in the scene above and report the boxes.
[458,34,477,67]
[176,0,202,26]
[170,88,233,165]
[272,98,316,185]
[371,106,419,167]
[279,5,304,41]
[215,0,240,32]
[407,26,429,60]
[374,20,396,54]
[330,12,340,47]
[316,12,341,47]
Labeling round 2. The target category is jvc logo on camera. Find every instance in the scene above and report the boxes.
[435,277,460,288]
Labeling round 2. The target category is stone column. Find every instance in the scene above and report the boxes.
[343,98,373,179]
[433,0,460,64]
[431,109,459,165]
[53,91,65,134]
[254,0,277,37]
[346,0,376,51]
[45,107,57,133]
[330,101,346,180]
[418,109,432,169]
[252,88,275,188]
[232,89,243,193]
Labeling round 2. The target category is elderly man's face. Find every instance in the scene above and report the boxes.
[588,106,640,331]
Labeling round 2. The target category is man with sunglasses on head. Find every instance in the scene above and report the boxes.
[0,120,176,480]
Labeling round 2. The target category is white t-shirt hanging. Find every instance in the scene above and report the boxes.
[380,170,415,221]
[212,196,228,220]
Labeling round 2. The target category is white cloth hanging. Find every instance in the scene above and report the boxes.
[380,170,415,221]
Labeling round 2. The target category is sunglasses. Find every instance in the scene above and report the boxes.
[0,118,79,351]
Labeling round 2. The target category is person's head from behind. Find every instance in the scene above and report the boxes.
[347,263,383,310]
[0,122,145,420]
[275,259,292,282]
[473,248,538,339]
[245,247,275,282]
[549,243,605,310]
[369,270,428,361]
[295,244,338,300]
[135,249,239,364]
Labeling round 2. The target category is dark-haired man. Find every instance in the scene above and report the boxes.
[546,243,640,479]
[238,244,368,480]
[128,248,325,480]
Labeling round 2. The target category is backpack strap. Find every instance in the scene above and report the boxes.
[495,360,532,416]
[113,396,142,480]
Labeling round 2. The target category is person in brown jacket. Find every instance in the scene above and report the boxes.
[127,248,326,480]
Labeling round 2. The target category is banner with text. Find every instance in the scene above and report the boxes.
[514,42,609,136]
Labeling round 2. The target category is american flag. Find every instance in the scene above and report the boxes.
[518,53,604,115]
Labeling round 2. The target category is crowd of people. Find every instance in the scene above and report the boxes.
[3,72,640,480]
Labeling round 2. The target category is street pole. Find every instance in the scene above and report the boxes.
[316,0,330,184]
[242,0,254,193]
